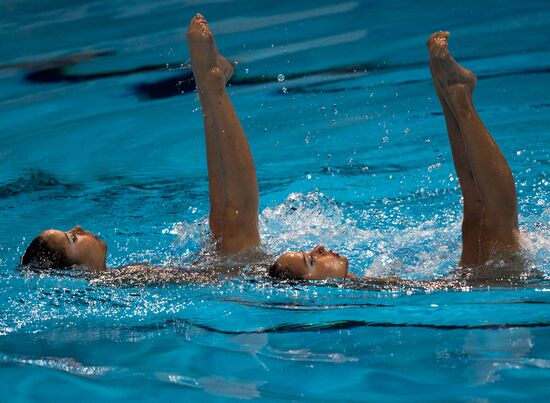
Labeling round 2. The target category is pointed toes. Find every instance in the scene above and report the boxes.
[427,31,450,48]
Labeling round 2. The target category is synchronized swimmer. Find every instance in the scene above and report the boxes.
[20,14,538,286]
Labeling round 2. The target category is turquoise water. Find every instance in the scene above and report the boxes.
[1,0,550,400]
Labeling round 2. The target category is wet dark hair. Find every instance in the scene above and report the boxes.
[268,262,303,280]
[21,235,72,269]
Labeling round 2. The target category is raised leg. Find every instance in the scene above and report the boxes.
[195,48,234,236]
[187,14,260,254]
[200,88,225,235]
[428,32,483,265]
[428,32,520,265]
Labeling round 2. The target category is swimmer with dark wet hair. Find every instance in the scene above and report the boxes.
[22,16,530,284]
[21,14,260,274]
[270,31,527,281]
[22,226,107,270]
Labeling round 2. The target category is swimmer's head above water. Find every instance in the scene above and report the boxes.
[21,227,349,280]
[22,226,107,271]
[269,245,350,280]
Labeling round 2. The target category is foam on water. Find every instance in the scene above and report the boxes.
[165,190,548,280]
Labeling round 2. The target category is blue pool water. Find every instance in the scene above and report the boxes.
[1,0,550,400]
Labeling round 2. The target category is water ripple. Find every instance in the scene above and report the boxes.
[1,353,114,377]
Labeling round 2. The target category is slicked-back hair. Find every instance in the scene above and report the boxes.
[21,235,71,269]
[268,262,303,280]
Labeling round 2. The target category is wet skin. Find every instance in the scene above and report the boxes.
[40,226,107,270]
[274,246,351,280]
[23,20,525,284]
[187,15,349,280]
[427,31,521,266]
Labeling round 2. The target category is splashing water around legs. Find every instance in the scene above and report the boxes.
[428,32,521,269]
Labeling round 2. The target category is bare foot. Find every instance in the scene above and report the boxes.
[428,31,477,94]
[186,13,233,89]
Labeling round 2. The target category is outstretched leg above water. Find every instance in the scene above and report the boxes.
[187,14,260,254]
[428,32,520,266]
[428,32,482,266]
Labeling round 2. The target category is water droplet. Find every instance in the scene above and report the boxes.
[245,68,249,74]
[277,74,285,82]
[382,136,389,143]
[281,87,288,94]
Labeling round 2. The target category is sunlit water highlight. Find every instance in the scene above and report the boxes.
[1,0,549,400]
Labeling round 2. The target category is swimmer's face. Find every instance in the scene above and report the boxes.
[39,226,107,270]
[270,245,349,280]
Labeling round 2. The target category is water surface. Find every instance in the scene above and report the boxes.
[1,0,549,400]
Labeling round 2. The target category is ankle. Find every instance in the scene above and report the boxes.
[194,66,226,90]
[445,84,474,114]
